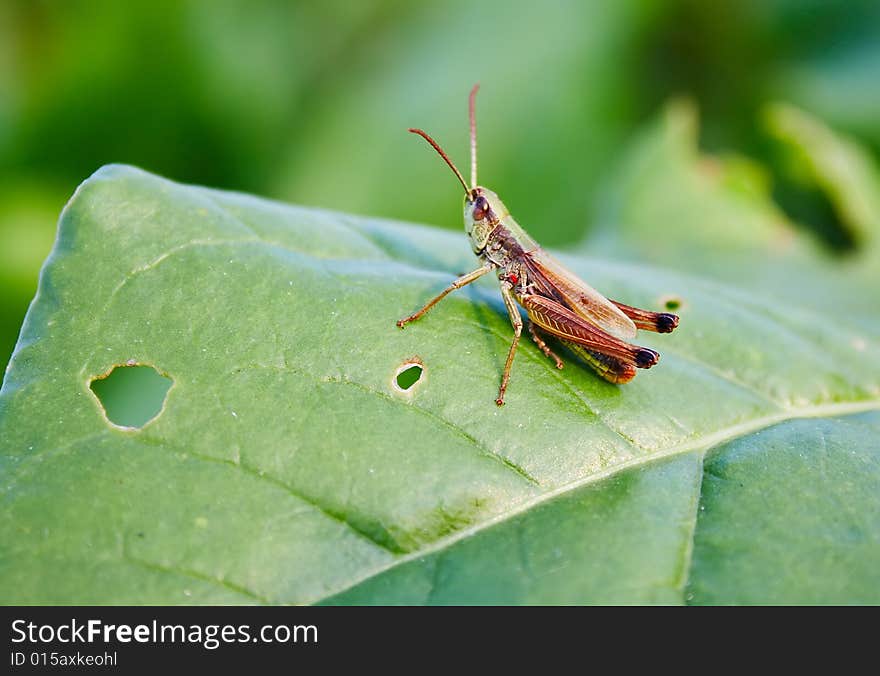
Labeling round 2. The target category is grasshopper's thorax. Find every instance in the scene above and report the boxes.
[464,187,538,267]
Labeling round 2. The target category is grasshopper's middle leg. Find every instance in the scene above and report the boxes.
[397,264,493,328]
[527,321,564,369]
[496,282,523,406]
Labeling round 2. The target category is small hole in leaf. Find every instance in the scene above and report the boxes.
[396,364,423,391]
[89,364,173,429]
[659,294,684,312]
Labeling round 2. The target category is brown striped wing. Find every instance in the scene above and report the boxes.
[521,294,644,365]
[523,249,637,340]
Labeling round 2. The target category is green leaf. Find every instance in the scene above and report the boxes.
[2,164,878,604]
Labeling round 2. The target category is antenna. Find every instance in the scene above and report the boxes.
[408,128,470,195]
[469,83,480,189]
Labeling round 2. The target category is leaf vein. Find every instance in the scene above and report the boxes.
[122,550,271,605]
[229,361,540,486]
[134,434,401,555]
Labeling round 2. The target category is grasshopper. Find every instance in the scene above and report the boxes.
[397,85,679,405]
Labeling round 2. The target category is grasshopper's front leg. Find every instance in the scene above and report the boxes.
[397,263,494,328]
[496,281,523,406]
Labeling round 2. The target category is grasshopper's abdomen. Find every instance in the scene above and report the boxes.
[561,341,638,384]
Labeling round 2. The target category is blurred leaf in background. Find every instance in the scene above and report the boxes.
[2,0,880,369]
[588,101,880,328]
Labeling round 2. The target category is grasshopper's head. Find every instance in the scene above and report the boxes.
[409,84,506,253]
[464,187,506,252]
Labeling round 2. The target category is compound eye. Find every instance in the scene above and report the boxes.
[472,196,490,220]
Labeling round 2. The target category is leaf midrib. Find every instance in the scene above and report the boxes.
[311,399,880,604]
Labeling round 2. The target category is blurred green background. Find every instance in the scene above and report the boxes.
[2,0,879,369]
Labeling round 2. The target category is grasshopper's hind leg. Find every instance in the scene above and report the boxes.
[610,300,679,333]
[527,321,564,369]
[496,282,523,406]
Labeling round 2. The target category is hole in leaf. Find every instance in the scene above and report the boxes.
[396,364,423,390]
[89,364,172,429]
[659,294,684,312]
[394,359,424,393]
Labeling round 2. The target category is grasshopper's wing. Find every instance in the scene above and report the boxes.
[522,249,637,340]
[521,294,657,368]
